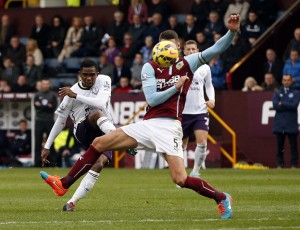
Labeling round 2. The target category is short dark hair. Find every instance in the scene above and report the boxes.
[80,59,98,71]
[184,40,198,48]
[159,30,179,42]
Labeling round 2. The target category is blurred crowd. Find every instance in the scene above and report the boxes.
[0,0,295,93]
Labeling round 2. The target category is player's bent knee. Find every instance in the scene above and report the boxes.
[172,175,187,187]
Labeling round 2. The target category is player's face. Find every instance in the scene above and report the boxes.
[80,66,98,88]
[183,44,198,56]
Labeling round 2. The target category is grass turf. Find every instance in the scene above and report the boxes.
[0,168,299,229]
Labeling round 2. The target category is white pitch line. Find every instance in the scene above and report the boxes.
[1,218,300,229]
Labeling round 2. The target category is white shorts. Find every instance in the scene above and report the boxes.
[121,118,183,158]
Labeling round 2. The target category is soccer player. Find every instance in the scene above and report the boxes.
[40,15,240,219]
[41,59,117,211]
[182,40,215,178]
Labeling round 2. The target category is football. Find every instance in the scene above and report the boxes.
[152,40,179,67]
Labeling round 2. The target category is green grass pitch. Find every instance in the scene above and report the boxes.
[0,168,300,229]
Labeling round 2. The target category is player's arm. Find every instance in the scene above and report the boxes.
[142,63,189,107]
[41,97,70,166]
[203,65,215,108]
[185,15,240,72]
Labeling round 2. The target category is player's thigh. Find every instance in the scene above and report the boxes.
[92,128,138,151]
[163,154,187,184]
[194,129,208,144]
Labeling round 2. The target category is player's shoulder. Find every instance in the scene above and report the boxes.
[96,74,111,83]
[194,64,211,77]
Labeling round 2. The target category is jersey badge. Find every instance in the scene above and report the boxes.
[91,86,99,95]
[176,61,184,70]
[103,81,111,91]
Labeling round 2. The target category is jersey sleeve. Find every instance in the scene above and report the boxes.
[202,65,215,101]
[141,63,178,107]
[55,96,72,119]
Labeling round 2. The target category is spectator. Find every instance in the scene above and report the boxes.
[209,0,228,20]
[57,16,83,62]
[22,54,42,89]
[130,52,143,89]
[98,54,114,80]
[250,0,278,27]
[272,74,300,168]
[114,76,133,93]
[263,48,283,84]
[282,49,300,89]
[241,76,263,92]
[3,36,26,68]
[195,31,211,51]
[112,55,132,87]
[30,14,50,58]
[204,10,226,43]
[224,0,250,28]
[119,32,140,67]
[165,15,183,38]
[106,10,129,48]
[213,32,222,43]
[283,27,300,61]
[0,57,20,87]
[261,72,280,92]
[127,0,148,25]
[9,119,31,158]
[103,37,120,64]
[11,75,33,92]
[140,35,153,63]
[47,15,66,58]
[209,54,227,90]
[241,10,266,47]
[147,0,169,24]
[221,32,251,71]
[189,0,209,30]
[71,15,104,57]
[144,12,167,44]
[26,39,44,67]
[0,14,15,50]
[0,79,11,93]
[181,13,200,42]
[128,14,148,47]
[33,78,57,167]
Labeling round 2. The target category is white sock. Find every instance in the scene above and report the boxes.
[192,143,207,174]
[68,170,100,205]
[97,117,116,134]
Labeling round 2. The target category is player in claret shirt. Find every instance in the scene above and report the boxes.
[40,15,240,219]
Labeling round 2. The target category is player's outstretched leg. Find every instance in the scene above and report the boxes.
[183,176,233,219]
[40,171,68,196]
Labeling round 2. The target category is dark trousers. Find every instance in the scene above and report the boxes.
[34,119,54,167]
[275,132,299,167]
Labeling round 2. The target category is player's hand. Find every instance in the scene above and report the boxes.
[205,100,215,109]
[41,148,50,167]
[227,14,240,32]
[59,87,77,98]
[175,75,190,90]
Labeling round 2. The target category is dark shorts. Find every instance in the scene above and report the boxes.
[182,113,209,138]
[75,118,112,161]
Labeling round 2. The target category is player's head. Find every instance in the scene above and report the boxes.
[183,40,199,56]
[79,59,99,89]
[159,30,179,49]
